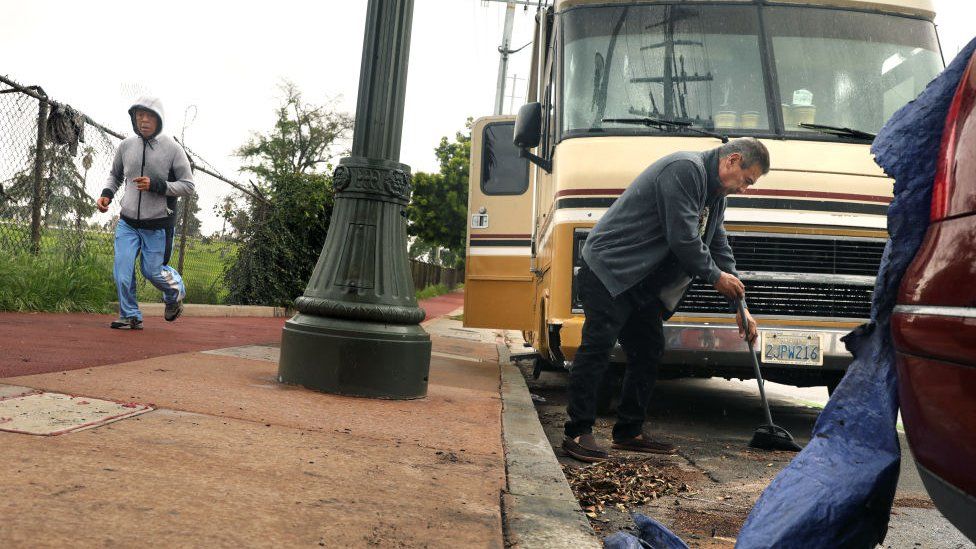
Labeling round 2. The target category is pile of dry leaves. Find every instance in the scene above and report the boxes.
[563,458,689,517]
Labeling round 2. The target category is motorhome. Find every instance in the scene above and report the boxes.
[464,0,943,392]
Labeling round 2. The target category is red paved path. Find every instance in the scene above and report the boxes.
[1,290,466,379]
[420,290,464,321]
[0,313,286,378]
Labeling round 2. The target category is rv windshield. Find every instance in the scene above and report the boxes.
[561,4,942,140]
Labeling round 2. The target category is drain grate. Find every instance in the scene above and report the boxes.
[0,392,153,436]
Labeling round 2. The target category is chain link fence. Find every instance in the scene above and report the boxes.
[1,74,463,312]
[0,74,239,307]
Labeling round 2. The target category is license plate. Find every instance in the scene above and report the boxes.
[760,331,824,366]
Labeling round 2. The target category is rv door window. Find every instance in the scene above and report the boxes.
[481,122,530,196]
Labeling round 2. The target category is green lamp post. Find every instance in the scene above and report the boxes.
[278,0,431,399]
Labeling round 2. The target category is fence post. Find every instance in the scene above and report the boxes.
[177,193,192,272]
[30,98,48,255]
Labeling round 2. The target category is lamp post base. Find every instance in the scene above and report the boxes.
[278,313,431,400]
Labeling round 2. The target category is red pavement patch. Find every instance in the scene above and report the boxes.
[420,290,464,322]
[0,313,285,378]
[2,291,464,379]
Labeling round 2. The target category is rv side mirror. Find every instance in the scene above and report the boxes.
[513,102,551,173]
[514,102,542,149]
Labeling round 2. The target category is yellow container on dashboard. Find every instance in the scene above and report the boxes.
[715,111,738,129]
[793,105,817,126]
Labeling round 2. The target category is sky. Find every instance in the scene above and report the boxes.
[1,0,973,235]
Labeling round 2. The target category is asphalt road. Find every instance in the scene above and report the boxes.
[518,361,974,548]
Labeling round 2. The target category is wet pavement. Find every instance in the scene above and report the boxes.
[516,358,975,548]
[0,292,515,548]
[1,292,971,547]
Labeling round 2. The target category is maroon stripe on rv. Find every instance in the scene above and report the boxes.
[469,234,532,239]
[554,188,626,198]
[741,189,892,204]
[555,188,891,204]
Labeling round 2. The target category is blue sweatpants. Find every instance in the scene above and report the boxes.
[114,219,185,320]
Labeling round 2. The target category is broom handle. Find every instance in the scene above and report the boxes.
[738,299,774,426]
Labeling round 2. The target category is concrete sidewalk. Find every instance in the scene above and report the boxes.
[0,293,595,547]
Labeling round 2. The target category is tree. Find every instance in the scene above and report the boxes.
[237,81,352,182]
[0,142,96,255]
[175,193,202,238]
[1,143,94,229]
[223,82,353,306]
[215,194,248,240]
[406,120,471,268]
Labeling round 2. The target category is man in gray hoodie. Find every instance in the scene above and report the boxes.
[95,97,195,329]
[562,138,768,463]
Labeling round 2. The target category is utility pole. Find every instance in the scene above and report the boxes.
[494,1,516,115]
[506,73,525,114]
[484,0,542,114]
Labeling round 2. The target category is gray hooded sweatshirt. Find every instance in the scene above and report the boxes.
[100,96,195,229]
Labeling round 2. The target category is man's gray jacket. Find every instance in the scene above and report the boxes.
[581,147,738,309]
[100,96,195,230]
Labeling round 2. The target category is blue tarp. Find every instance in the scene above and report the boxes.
[604,514,689,549]
[606,38,976,549]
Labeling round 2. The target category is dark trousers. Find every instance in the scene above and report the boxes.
[565,262,666,441]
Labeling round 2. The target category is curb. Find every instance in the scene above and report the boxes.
[497,342,601,549]
[132,303,291,318]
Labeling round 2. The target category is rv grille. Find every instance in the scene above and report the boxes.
[571,231,884,319]
[676,280,874,318]
[727,235,885,276]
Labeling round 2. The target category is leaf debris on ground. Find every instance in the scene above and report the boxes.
[562,458,689,517]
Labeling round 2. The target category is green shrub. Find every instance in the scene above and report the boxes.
[415,283,451,301]
[0,249,116,313]
[224,172,335,306]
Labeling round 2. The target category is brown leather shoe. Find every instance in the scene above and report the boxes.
[611,434,677,455]
[562,433,609,463]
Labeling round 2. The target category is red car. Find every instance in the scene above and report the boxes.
[892,49,976,541]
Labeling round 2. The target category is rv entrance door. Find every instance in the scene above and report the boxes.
[463,116,534,330]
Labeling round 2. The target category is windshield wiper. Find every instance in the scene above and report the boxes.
[603,117,728,143]
[798,123,875,141]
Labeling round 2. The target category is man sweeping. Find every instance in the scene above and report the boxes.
[95,96,194,329]
[562,138,768,463]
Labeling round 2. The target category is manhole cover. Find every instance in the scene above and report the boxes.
[0,392,153,436]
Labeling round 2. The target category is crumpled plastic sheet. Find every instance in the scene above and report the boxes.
[603,37,976,549]
[604,514,689,549]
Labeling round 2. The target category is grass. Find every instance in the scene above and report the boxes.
[415,282,463,301]
[0,248,117,313]
[1,224,461,311]
[415,283,452,300]
[135,238,236,304]
[0,225,237,311]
